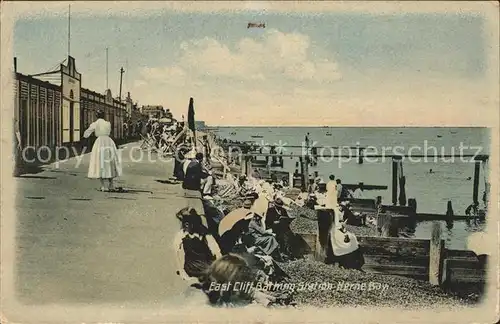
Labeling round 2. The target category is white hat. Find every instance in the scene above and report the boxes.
[184,150,196,159]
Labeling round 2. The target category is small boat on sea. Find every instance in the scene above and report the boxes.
[326,132,332,136]
[251,135,263,138]
[437,135,443,138]
[230,132,236,136]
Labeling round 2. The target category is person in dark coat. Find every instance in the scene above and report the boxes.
[265,198,294,257]
[174,208,221,281]
[201,195,225,244]
[173,146,189,181]
[247,212,282,261]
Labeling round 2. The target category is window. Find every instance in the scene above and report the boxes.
[47,91,54,147]
[19,99,28,147]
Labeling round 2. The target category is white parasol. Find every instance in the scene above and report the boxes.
[218,207,253,236]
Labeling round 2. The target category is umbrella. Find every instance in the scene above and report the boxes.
[218,207,252,236]
[187,97,197,149]
[188,97,196,131]
[398,161,406,206]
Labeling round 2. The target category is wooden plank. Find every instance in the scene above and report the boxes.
[242,153,490,160]
[364,255,429,267]
[380,205,415,215]
[429,221,444,285]
[446,249,478,260]
[343,184,388,191]
[251,160,268,167]
[447,268,487,284]
[358,236,430,247]
[351,207,378,214]
[446,259,482,269]
[347,198,376,208]
[362,264,428,278]
[416,213,470,221]
[360,244,429,257]
[293,232,316,256]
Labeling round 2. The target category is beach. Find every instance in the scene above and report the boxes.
[216,126,490,249]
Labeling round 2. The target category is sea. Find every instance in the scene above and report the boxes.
[213,126,491,250]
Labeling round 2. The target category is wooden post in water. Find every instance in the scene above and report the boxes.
[245,156,252,177]
[304,135,310,192]
[239,154,244,175]
[392,157,399,205]
[299,157,305,191]
[304,156,310,192]
[473,160,481,204]
[357,145,363,164]
[429,221,444,286]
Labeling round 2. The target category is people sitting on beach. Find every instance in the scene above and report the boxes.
[265,198,294,258]
[313,180,328,205]
[235,175,252,196]
[336,179,346,201]
[174,207,221,282]
[201,194,225,244]
[246,206,283,262]
[309,176,321,193]
[294,191,309,207]
[313,171,320,182]
[192,253,288,307]
[339,201,365,226]
[327,218,365,270]
[352,182,365,199]
[182,152,210,223]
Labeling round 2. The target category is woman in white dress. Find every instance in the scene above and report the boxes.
[83,110,123,191]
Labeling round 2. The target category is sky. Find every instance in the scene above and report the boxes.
[9,2,499,126]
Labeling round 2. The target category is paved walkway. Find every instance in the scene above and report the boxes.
[14,142,190,306]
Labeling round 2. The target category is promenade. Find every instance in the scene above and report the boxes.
[14,142,189,306]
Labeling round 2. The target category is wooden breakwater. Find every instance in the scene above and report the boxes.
[294,222,487,287]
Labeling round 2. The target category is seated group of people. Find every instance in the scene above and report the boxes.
[143,119,183,152]
[294,174,367,227]
[173,166,296,306]
[172,142,367,305]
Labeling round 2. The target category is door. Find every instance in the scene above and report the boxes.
[69,102,74,143]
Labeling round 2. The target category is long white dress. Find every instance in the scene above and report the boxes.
[83,118,123,179]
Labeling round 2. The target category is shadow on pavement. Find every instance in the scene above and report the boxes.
[155,179,179,185]
[17,175,57,180]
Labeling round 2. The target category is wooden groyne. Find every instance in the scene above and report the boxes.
[295,222,487,286]
[208,130,488,289]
